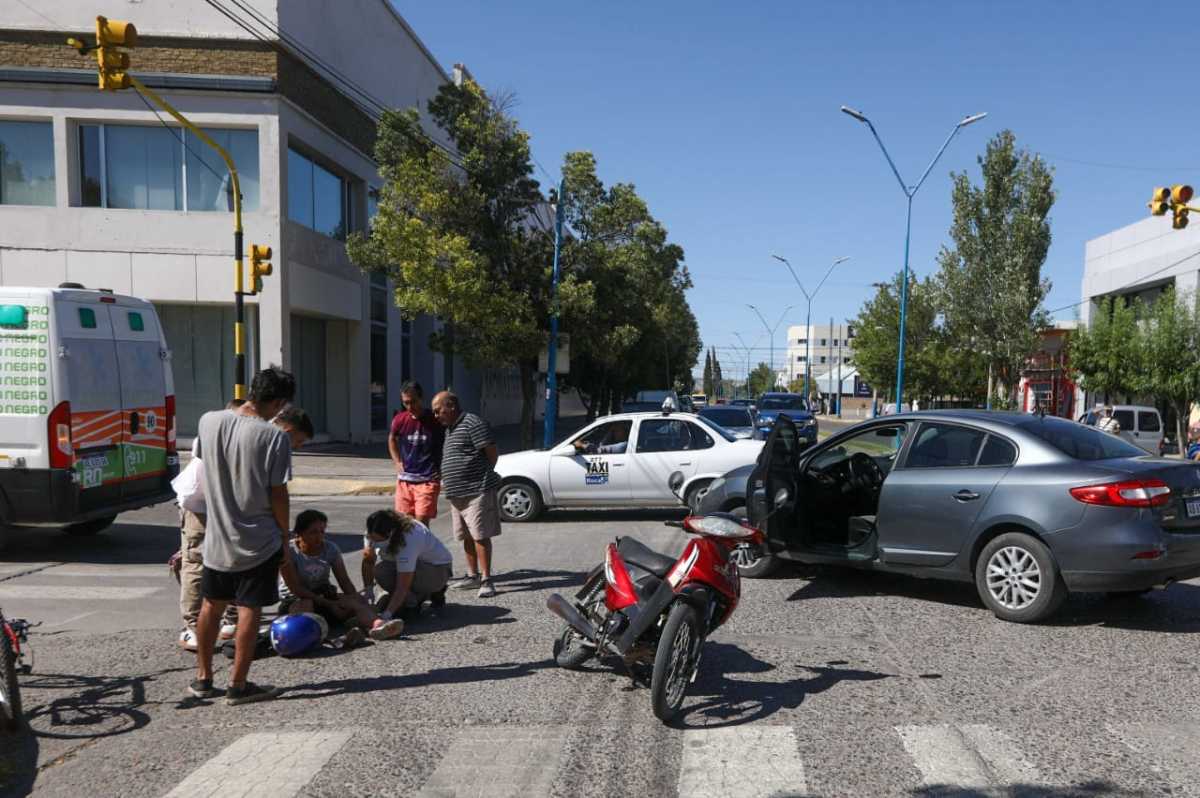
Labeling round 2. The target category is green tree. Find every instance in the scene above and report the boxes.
[748,362,774,398]
[1070,297,1141,402]
[703,349,714,398]
[712,350,723,398]
[1136,288,1200,450]
[348,80,594,446]
[937,130,1055,406]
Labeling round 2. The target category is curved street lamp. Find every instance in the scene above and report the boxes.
[772,254,850,400]
[746,303,794,392]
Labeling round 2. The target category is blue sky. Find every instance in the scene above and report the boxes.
[398,1,1200,380]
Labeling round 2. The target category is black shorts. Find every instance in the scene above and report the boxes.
[201,550,283,609]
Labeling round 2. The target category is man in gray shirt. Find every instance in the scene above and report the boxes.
[190,367,296,705]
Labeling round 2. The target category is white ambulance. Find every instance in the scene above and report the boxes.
[0,285,179,550]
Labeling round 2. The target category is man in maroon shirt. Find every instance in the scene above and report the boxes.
[386,381,444,524]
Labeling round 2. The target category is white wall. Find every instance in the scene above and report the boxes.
[1083,215,1200,306]
[6,0,278,38]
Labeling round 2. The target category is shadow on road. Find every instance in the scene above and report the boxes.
[281,659,552,700]
[536,507,687,525]
[0,523,177,566]
[0,729,37,798]
[909,781,1144,797]
[403,602,516,634]
[19,669,181,740]
[675,642,893,728]
[487,568,586,595]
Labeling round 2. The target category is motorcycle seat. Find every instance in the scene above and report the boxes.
[618,537,677,578]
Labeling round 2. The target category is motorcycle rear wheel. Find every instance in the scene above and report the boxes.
[1,626,22,732]
[552,580,604,670]
[650,602,702,722]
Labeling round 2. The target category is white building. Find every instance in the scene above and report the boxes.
[783,322,856,389]
[0,1,492,441]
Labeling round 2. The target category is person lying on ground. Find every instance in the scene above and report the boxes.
[362,509,453,621]
[278,509,404,642]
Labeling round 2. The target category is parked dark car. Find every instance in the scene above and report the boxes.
[698,406,756,439]
[696,462,755,517]
[755,392,817,445]
[741,410,1200,623]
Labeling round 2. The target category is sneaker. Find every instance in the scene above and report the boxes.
[225,682,281,706]
[188,678,220,699]
[341,627,366,648]
[179,629,199,651]
[448,573,480,591]
[218,623,238,640]
[429,588,447,609]
[477,579,496,598]
[368,618,404,641]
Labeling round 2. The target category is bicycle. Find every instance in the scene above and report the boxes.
[1,605,35,732]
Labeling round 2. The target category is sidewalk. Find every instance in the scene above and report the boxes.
[287,415,590,497]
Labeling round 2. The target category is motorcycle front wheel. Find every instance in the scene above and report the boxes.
[1,626,22,732]
[650,602,703,722]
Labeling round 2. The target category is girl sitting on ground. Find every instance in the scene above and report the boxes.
[278,509,404,643]
[362,509,453,621]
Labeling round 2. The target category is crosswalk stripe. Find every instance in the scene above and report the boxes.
[1110,722,1200,792]
[416,725,567,798]
[677,726,805,798]
[0,585,159,600]
[164,730,354,798]
[897,724,1041,790]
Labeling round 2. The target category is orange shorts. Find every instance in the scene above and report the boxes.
[395,480,440,519]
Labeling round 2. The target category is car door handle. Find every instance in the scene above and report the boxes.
[678,462,692,467]
[612,462,625,467]
[954,490,980,502]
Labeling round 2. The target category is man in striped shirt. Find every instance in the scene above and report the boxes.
[431,391,502,598]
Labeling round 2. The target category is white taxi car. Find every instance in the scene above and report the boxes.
[494,411,764,521]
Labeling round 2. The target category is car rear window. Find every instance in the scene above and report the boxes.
[1019,416,1144,460]
[759,396,807,410]
[699,408,752,428]
[978,435,1017,467]
[1138,411,1160,433]
[906,423,987,468]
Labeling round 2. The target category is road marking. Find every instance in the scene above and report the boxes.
[416,726,567,798]
[677,726,805,798]
[165,730,353,798]
[897,724,1040,790]
[1110,722,1200,792]
[43,565,163,578]
[0,585,159,600]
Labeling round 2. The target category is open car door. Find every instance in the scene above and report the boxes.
[748,415,801,554]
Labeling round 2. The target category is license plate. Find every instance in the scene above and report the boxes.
[1187,499,1200,519]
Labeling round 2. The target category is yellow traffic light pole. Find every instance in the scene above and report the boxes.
[1149,184,1197,230]
[68,16,262,400]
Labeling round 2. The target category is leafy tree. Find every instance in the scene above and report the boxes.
[703,349,714,398]
[1070,297,1141,402]
[1139,288,1200,452]
[748,362,774,398]
[348,80,594,446]
[937,130,1055,406]
[554,152,700,417]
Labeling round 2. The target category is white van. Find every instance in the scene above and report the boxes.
[1078,404,1165,455]
[0,285,178,548]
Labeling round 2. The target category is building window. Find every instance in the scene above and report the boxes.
[0,120,55,206]
[797,355,806,362]
[832,339,839,347]
[78,123,258,211]
[797,338,807,345]
[819,338,827,346]
[288,146,350,239]
[819,356,827,364]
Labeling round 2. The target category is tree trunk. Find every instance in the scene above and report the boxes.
[580,388,597,422]
[1176,401,1187,460]
[986,361,994,408]
[519,360,537,450]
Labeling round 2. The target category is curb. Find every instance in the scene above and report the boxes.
[289,478,395,497]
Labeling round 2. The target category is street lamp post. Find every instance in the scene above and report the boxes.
[747,304,794,392]
[772,254,850,403]
[732,332,762,398]
[841,105,987,410]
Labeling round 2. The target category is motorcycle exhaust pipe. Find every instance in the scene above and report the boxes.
[546,593,598,642]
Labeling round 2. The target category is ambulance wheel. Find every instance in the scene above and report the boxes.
[66,515,117,536]
[497,481,543,522]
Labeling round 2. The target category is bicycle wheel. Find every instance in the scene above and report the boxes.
[0,625,22,732]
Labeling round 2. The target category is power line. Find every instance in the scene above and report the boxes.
[1042,153,1200,173]
[1046,247,1200,316]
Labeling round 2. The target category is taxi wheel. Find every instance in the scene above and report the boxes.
[498,481,543,523]
[685,480,713,514]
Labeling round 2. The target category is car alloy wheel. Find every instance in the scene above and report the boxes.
[985,545,1042,610]
[499,485,533,520]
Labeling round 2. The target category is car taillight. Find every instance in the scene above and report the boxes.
[604,543,640,611]
[1069,478,1171,508]
[48,401,73,469]
[165,394,177,454]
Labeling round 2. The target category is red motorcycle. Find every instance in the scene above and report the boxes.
[546,474,786,722]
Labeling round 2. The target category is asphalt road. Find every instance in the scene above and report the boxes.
[2,497,1200,797]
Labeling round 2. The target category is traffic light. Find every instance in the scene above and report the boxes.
[95,16,137,90]
[1149,187,1171,216]
[249,244,272,294]
[1172,185,1194,229]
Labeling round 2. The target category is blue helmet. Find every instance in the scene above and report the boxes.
[270,612,328,657]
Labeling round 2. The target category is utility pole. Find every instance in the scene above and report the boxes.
[733,332,760,399]
[68,17,270,399]
[544,179,565,448]
[772,254,850,401]
[836,321,843,417]
[747,304,793,391]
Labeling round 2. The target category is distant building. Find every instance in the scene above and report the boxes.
[784,322,856,389]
